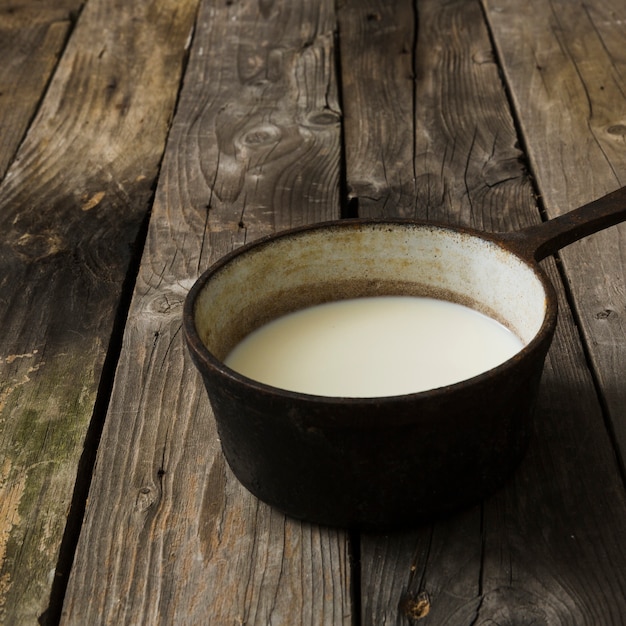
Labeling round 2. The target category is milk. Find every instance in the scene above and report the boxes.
[224,296,524,397]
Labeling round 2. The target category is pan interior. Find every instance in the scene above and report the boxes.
[193,222,548,364]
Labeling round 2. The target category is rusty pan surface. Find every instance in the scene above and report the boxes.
[184,186,626,528]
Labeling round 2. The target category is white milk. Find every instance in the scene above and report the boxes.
[224,296,524,397]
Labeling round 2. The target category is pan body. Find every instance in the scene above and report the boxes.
[184,220,557,528]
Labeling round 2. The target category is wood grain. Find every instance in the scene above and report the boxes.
[61,0,351,623]
[484,0,626,471]
[338,0,416,217]
[339,0,536,231]
[3,0,624,622]
[340,0,626,623]
[0,0,198,622]
[0,1,83,178]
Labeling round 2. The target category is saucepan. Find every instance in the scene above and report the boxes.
[183,186,626,529]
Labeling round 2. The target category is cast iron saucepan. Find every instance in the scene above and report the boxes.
[184,186,626,529]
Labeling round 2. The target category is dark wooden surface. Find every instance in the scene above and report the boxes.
[0,0,625,623]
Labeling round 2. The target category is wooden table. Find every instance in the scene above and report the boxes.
[1,0,625,623]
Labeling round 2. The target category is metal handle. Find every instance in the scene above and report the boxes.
[500,186,626,262]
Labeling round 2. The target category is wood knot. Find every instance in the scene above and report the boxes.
[305,110,341,127]
[607,124,626,136]
[401,591,430,620]
[473,49,495,65]
[147,292,183,316]
[240,123,282,148]
[135,485,159,512]
[464,586,555,624]
[13,231,65,261]
[595,308,615,320]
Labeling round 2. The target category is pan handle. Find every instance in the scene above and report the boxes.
[500,185,626,262]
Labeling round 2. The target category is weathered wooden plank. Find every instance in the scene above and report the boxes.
[61,0,350,624]
[340,0,535,231]
[0,1,84,179]
[0,0,198,622]
[338,0,416,217]
[337,0,529,619]
[339,0,626,623]
[484,0,626,469]
[380,276,626,624]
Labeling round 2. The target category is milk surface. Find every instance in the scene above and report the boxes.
[225,296,524,397]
